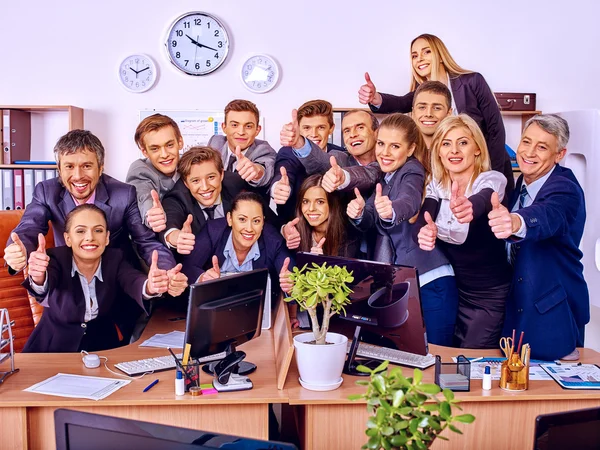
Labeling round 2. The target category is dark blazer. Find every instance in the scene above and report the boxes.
[353,157,450,272]
[8,174,176,270]
[180,218,295,301]
[503,165,589,361]
[271,143,344,223]
[372,72,514,195]
[22,247,149,353]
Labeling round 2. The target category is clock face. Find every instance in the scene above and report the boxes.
[165,12,230,76]
[241,54,280,93]
[118,54,157,93]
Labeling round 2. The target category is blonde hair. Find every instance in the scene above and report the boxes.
[409,34,471,91]
[430,114,490,190]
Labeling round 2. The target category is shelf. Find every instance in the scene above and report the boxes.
[0,164,57,169]
[500,110,541,116]
[0,105,83,130]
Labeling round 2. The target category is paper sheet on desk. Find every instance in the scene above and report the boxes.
[452,357,553,381]
[139,330,184,349]
[24,373,130,400]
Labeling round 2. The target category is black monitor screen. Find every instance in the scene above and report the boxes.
[295,253,427,356]
[185,269,268,359]
[534,407,600,450]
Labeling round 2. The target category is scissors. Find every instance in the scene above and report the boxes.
[500,337,513,359]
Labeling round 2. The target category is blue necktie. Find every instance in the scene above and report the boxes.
[509,184,529,265]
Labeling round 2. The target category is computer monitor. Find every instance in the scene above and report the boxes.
[534,407,600,450]
[184,269,268,388]
[55,408,298,450]
[295,253,428,363]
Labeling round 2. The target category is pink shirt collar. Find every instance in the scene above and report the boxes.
[71,190,96,206]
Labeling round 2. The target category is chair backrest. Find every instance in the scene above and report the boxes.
[0,210,54,352]
[534,407,600,450]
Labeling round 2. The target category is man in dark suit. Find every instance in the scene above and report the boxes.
[3,130,176,274]
[160,146,246,255]
[208,99,276,189]
[270,99,344,223]
[126,114,183,232]
[488,114,589,361]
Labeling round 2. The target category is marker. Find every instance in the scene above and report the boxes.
[143,379,159,393]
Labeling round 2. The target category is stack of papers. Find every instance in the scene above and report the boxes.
[24,374,130,400]
[139,331,185,349]
[439,373,469,390]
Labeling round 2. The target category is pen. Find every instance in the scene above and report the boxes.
[143,379,159,392]
[168,347,193,383]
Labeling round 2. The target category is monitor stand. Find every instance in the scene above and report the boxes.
[343,325,381,377]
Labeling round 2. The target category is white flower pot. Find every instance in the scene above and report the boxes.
[293,332,348,391]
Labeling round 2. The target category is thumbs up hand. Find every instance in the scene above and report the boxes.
[279,257,293,294]
[358,72,383,107]
[346,188,366,220]
[449,181,473,224]
[310,237,326,255]
[199,255,221,283]
[234,145,265,182]
[374,183,393,220]
[4,232,28,272]
[146,189,167,232]
[146,250,169,295]
[488,192,516,239]
[282,217,301,249]
[166,263,188,297]
[174,214,196,255]
[417,212,438,251]
[273,166,292,205]
[27,233,50,285]
[280,109,303,149]
[321,156,346,193]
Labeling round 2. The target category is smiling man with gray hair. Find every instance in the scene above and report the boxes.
[487,114,589,361]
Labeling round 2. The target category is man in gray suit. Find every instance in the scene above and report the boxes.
[208,99,276,188]
[126,114,183,232]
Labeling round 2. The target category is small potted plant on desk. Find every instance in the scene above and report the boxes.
[285,262,354,391]
[350,361,475,449]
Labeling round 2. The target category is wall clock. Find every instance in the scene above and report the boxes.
[240,54,280,93]
[118,54,157,93]
[165,11,230,76]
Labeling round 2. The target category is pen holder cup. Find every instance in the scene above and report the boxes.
[182,361,201,393]
[499,354,529,391]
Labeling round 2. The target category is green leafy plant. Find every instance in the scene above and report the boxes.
[285,262,353,345]
[349,361,475,450]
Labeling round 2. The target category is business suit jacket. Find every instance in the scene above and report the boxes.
[180,218,295,303]
[372,72,514,195]
[295,140,381,194]
[8,174,176,270]
[22,247,149,353]
[126,158,178,227]
[208,135,277,187]
[503,165,589,361]
[353,157,450,272]
[271,143,344,223]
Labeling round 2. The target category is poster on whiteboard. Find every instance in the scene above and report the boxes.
[139,110,265,153]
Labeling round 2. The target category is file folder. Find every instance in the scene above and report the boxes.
[13,169,24,209]
[23,169,34,207]
[2,169,14,210]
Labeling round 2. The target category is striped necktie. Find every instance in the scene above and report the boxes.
[509,184,529,265]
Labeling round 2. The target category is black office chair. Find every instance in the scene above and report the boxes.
[534,407,600,450]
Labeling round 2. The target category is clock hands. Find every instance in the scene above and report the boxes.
[138,67,149,74]
[185,34,217,52]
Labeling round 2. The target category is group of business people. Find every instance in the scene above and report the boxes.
[3,33,588,362]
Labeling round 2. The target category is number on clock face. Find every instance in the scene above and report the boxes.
[166,12,229,76]
[118,54,157,93]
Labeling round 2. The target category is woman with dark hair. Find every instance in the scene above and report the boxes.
[282,174,359,258]
[358,33,513,196]
[180,191,294,303]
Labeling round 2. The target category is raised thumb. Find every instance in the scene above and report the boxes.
[451,181,459,201]
[280,166,289,184]
[365,71,373,85]
[151,250,158,268]
[424,211,434,226]
[329,155,340,170]
[290,217,300,227]
[182,214,193,233]
[291,109,298,124]
[11,232,23,247]
[491,192,501,210]
[212,255,220,273]
[235,145,242,159]
[281,257,290,273]
[151,189,161,208]
[375,183,383,198]
[37,233,46,253]
[354,188,363,201]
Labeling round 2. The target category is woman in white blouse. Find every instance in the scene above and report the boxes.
[416,114,512,348]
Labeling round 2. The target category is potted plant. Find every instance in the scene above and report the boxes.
[350,361,475,449]
[285,262,354,391]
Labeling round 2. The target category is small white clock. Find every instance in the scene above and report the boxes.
[118,54,158,93]
[165,11,230,76]
[240,54,280,93]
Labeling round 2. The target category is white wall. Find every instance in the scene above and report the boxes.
[2,0,599,347]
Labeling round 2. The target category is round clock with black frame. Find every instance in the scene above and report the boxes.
[165,11,230,76]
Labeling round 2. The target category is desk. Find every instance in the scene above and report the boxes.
[286,345,600,450]
[0,310,286,450]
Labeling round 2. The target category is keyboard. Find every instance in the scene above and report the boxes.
[115,351,226,377]
[349,342,436,370]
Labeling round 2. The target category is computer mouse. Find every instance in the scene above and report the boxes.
[82,354,101,369]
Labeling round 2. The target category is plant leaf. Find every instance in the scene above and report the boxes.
[381,426,394,436]
[355,380,370,386]
[413,368,423,385]
[367,435,381,450]
[409,418,419,434]
[392,388,405,408]
[439,401,451,420]
[381,437,392,450]
[372,374,386,394]
[366,417,378,429]
[437,435,449,441]
[417,383,441,394]
[422,404,439,412]
[366,428,378,437]
[373,360,389,373]
[449,424,463,434]
[348,394,363,401]
[356,365,373,374]
[443,388,455,402]
[454,414,476,424]
[390,435,408,447]
[395,420,409,430]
